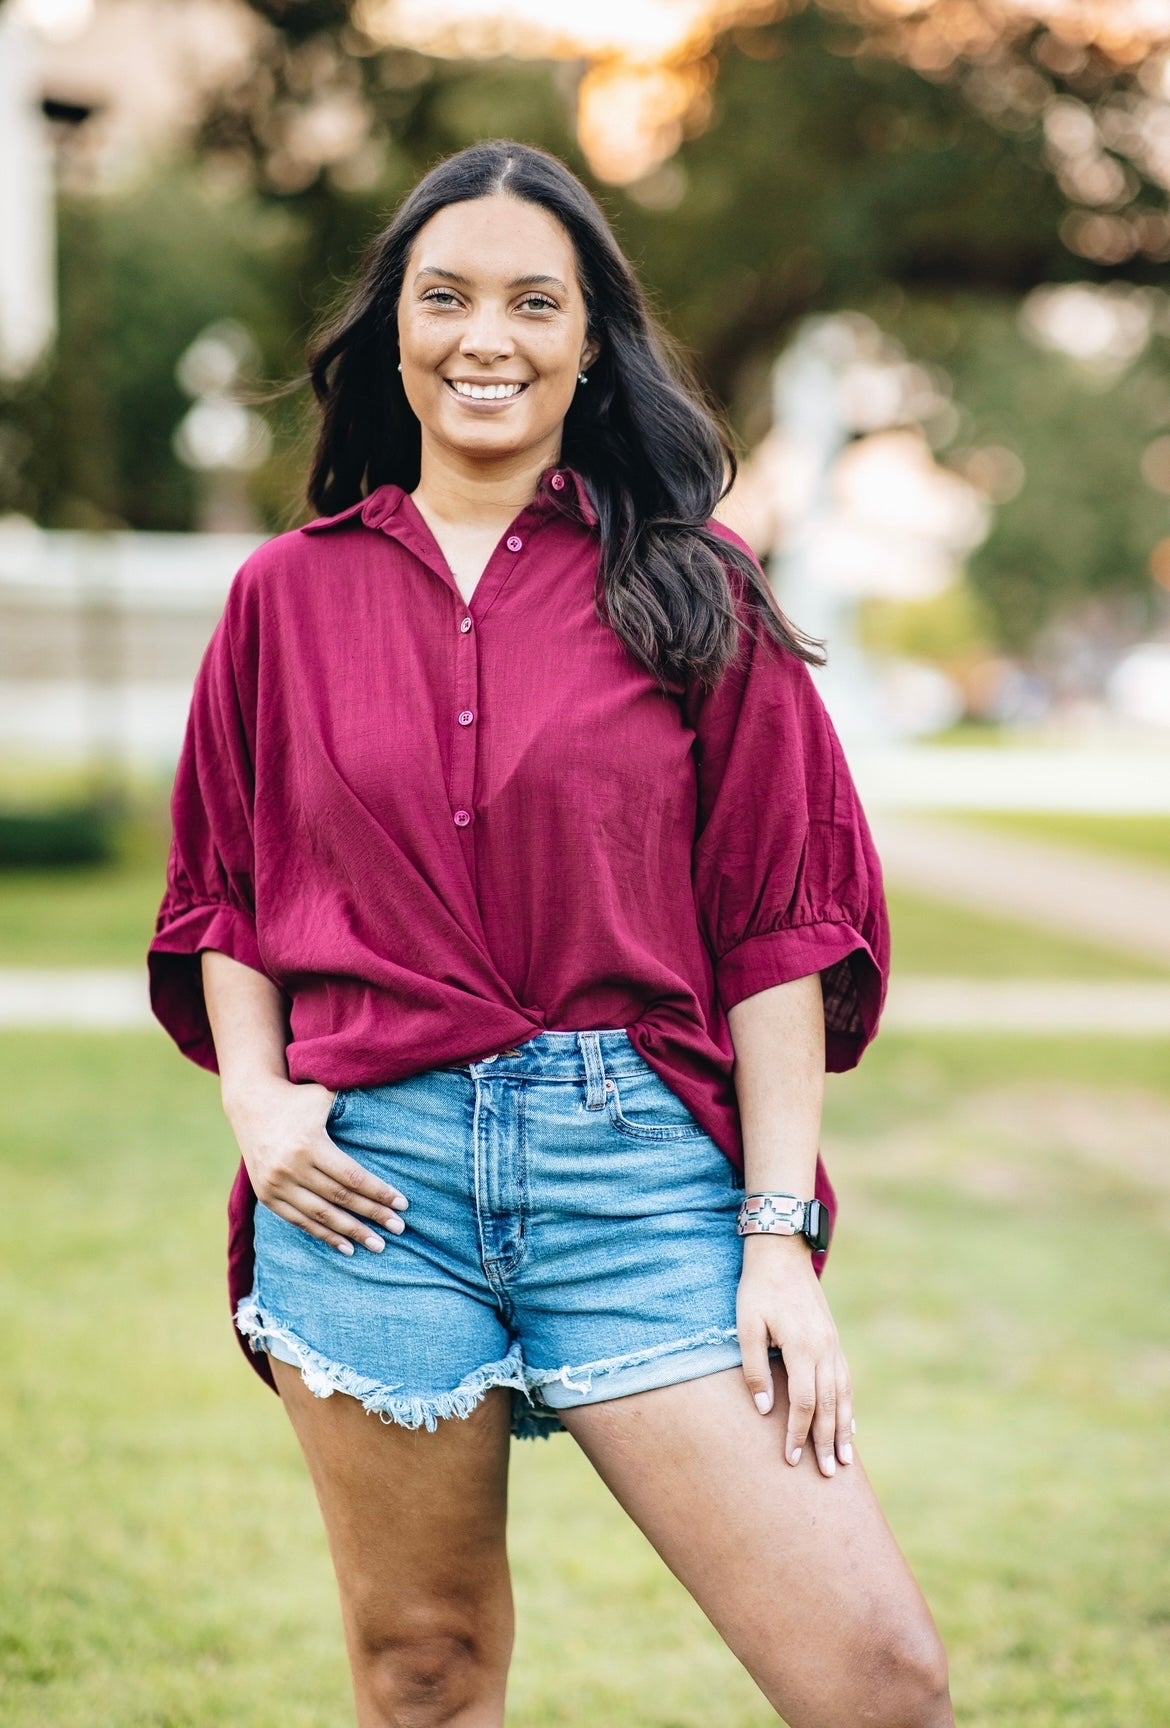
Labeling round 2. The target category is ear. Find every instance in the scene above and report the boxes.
[579,334,602,373]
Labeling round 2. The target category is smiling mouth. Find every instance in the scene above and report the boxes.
[446,380,530,401]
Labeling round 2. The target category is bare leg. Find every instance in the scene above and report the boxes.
[269,1357,514,1728]
[559,1358,954,1728]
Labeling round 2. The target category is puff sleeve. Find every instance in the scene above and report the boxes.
[147,567,281,1073]
[688,543,890,1071]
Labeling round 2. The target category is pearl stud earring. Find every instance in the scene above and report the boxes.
[577,371,588,384]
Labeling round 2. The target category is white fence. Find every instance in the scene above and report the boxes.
[2,524,1169,808]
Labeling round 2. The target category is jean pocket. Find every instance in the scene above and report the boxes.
[604,1070,710,1142]
[325,1087,349,1127]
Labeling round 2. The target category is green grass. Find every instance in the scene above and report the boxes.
[0,855,165,967]
[886,886,1170,978]
[2,1032,1169,1726]
[5,819,1167,982]
[960,813,1170,873]
[0,808,169,968]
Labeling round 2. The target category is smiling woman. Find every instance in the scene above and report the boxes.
[147,140,952,1728]
[301,140,822,680]
[393,197,600,591]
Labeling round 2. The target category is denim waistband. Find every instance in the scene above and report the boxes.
[439,1028,644,1085]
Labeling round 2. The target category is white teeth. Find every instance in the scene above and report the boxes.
[450,381,525,400]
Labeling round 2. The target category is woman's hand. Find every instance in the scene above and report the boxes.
[223,1074,409,1256]
[737,1233,854,1477]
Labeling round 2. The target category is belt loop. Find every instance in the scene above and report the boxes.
[579,1031,606,1109]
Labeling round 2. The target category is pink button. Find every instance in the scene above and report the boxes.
[453,809,471,827]
[550,472,565,492]
[506,535,523,552]
[458,710,474,726]
[459,616,472,633]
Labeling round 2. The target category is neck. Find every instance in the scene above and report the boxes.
[412,434,561,528]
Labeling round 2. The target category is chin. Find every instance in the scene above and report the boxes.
[441,418,547,463]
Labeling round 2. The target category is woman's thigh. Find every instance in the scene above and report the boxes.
[269,1358,515,1728]
[558,1358,953,1728]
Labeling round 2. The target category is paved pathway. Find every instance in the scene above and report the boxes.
[2,968,1168,1036]
[883,978,1170,1035]
[0,968,155,1030]
[869,813,1170,970]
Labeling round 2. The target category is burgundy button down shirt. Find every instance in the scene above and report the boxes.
[148,465,889,1393]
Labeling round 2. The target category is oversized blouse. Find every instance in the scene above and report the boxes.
[147,464,890,1397]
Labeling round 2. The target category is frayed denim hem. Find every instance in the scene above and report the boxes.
[524,1323,744,1403]
[235,1294,543,1436]
[234,1300,748,1438]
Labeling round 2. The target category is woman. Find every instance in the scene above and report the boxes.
[149,140,953,1728]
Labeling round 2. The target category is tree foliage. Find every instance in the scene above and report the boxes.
[5,0,1169,651]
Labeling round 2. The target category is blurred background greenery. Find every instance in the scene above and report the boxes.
[7,0,1170,658]
[2,2,1170,1723]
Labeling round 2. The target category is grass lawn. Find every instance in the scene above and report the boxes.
[0,810,169,969]
[960,813,1170,873]
[4,809,1168,982]
[886,887,1170,979]
[2,1032,1168,1727]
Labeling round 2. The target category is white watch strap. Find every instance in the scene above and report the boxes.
[736,1192,808,1236]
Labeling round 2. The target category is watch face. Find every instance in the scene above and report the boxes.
[806,1201,832,1253]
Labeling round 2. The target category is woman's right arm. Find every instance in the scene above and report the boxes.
[202,949,408,1255]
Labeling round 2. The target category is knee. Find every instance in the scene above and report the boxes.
[869,1619,953,1728]
[358,1626,502,1727]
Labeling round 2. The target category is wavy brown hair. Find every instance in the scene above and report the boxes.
[305,139,823,689]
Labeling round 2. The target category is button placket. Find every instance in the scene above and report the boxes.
[451,605,479,830]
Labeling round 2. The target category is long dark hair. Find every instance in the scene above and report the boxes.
[305,140,823,688]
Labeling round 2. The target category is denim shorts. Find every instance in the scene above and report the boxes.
[236,1029,765,1441]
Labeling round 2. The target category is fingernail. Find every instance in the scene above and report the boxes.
[840,1443,853,1465]
[336,1241,354,1256]
[789,1447,802,1466]
[819,1452,836,1476]
[851,1417,857,1434]
[392,1196,408,1209]
[364,1236,384,1252]
[754,1391,772,1414]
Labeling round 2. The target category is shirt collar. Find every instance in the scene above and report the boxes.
[534,464,600,529]
[300,464,600,538]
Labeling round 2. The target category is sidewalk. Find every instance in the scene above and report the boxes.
[869,813,1170,970]
[2,968,1168,1035]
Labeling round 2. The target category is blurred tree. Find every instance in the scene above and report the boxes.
[191,3,1170,404]
[874,293,1170,648]
[0,167,302,529]
[6,0,1170,653]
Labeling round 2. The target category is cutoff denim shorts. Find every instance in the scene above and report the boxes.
[236,1029,767,1441]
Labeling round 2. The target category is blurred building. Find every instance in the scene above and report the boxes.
[0,0,258,377]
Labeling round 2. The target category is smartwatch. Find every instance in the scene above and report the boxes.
[736,1192,831,1253]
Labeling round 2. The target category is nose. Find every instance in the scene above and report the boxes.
[459,303,515,365]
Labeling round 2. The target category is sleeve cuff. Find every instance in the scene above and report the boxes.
[147,901,274,1074]
[715,920,887,1072]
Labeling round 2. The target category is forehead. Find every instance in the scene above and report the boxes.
[406,194,580,287]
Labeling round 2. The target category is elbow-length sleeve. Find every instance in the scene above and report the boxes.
[688,546,890,1072]
[147,569,280,1073]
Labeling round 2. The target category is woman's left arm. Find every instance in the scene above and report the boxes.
[728,972,854,1478]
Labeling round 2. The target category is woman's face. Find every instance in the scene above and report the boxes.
[397,193,599,471]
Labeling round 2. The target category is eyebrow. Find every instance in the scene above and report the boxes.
[415,267,568,293]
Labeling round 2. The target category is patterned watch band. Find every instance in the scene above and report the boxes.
[736,1193,808,1237]
[736,1193,832,1252]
